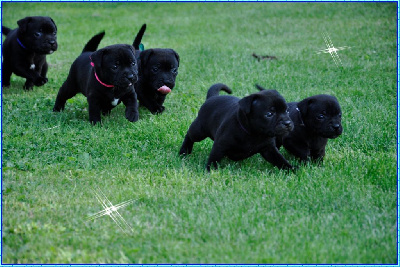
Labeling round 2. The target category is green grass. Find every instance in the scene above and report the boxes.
[1,2,397,264]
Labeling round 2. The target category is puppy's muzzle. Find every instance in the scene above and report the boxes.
[42,39,58,54]
[330,123,343,137]
[276,119,294,136]
[127,73,138,84]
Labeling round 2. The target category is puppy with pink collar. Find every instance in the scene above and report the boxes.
[53,32,139,125]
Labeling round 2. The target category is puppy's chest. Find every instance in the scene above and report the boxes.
[26,54,44,70]
[99,91,121,107]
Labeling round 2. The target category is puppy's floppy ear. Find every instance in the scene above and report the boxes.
[239,94,258,114]
[49,17,57,31]
[170,49,180,66]
[91,48,107,69]
[17,17,32,34]
[140,49,154,68]
[124,44,135,56]
[297,97,316,115]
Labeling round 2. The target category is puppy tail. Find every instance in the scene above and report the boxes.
[133,24,146,50]
[82,31,105,53]
[2,26,12,36]
[206,83,233,99]
[255,84,266,91]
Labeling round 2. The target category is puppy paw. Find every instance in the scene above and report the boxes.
[126,110,139,122]
[152,106,165,114]
[34,76,48,86]
[23,84,34,90]
[90,119,102,126]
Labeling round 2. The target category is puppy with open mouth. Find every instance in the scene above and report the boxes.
[132,24,180,114]
[53,32,139,125]
[276,94,343,162]
[2,16,58,90]
[179,83,294,171]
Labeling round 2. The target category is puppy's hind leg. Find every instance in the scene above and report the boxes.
[179,119,207,155]
[2,61,12,87]
[53,78,79,112]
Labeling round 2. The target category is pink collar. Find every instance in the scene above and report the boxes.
[90,61,114,88]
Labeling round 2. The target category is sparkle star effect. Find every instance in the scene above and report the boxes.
[316,32,350,67]
[87,187,134,235]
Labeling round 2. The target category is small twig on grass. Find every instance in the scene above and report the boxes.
[252,53,278,61]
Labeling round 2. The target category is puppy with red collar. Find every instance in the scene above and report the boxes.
[53,32,139,125]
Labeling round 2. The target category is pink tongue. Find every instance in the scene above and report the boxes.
[157,85,171,94]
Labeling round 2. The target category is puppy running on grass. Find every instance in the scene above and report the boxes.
[276,94,343,162]
[2,16,58,90]
[53,32,139,125]
[179,83,294,171]
[132,24,180,114]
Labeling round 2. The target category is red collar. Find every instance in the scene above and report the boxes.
[90,60,114,88]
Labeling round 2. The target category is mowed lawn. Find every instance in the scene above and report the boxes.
[1,2,397,264]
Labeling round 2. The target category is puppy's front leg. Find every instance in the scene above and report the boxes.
[284,141,310,162]
[138,91,164,114]
[206,143,226,171]
[13,64,47,89]
[310,147,325,163]
[87,97,102,125]
[121,93,139,122]
[260,147,293,170]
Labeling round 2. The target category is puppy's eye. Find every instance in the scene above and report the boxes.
[152,67,159,73]
[317,114,325,120]
[34,32,42,38]
[131,62,136,66]
[171,68,178,74]
[53,31,57,36]
[265,112,274,118]
[338,113,342,118]
[112,64,118,70]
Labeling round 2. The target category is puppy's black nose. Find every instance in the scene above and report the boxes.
[282,120,292,126]
[332,124,341,130]
[48,40,56,45]
[127,73,137,83]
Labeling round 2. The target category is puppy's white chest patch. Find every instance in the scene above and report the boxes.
[30,64,35,70]
[111,98,119,106]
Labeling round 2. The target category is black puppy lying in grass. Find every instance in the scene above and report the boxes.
[180,83,294,171]
[275,94,343,162]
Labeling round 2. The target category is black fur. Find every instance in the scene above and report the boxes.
[180,83,294,171]
[133,30,180,114]
[2,16,58,90]
[276,94,343,162]
[53,32,139,125]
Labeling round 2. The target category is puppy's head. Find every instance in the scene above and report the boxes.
[239,89,293,137]
[139,48,179,95]
[297,94,343,138]
[91,44,138,98]
[17,16,57,54]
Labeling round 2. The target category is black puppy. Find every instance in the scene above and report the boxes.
[179,83,294,171]
[2,16,58,90]
[133,29,180,114]
[53,32,139,125]
[276,94,343,162]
